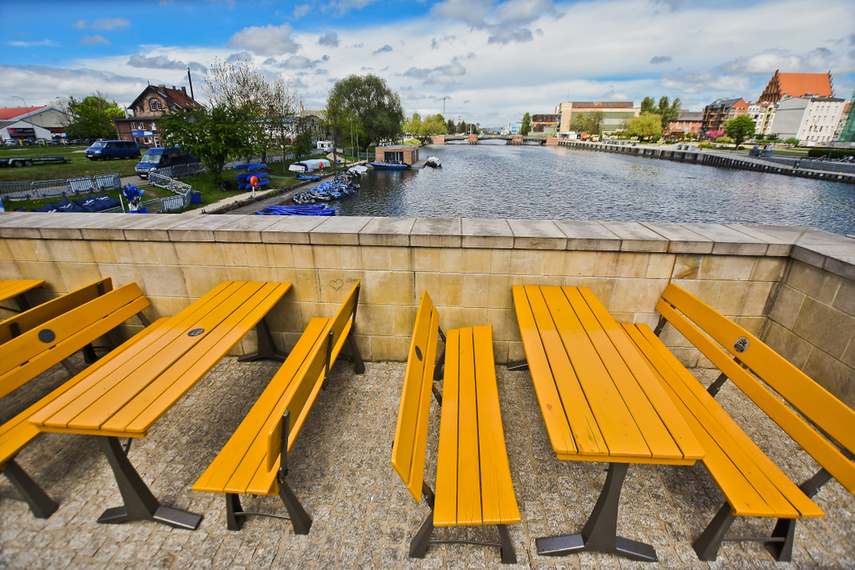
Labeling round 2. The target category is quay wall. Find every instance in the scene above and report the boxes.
[555,140,855,184]
[1,212,853,406]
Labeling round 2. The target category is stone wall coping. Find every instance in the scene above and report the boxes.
[1,212,853,279]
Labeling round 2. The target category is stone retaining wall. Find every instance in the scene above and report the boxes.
[1,212,852,406]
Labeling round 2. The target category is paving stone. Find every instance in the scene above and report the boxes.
[1,360,852,569]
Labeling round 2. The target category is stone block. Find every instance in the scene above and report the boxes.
[358,303,396,336]
[787,260,841,305]
[462,274,515,309]
[594,251,650,278]
[410,218,461,248]
[213,215,283,243]
[2,238,38,261]
[699,255,757,281]
[725,224,793,257]
[793,297,854,360]
[310,216,372,245]
[601,222,669,252]
[642,222,712,254]
[553,220,621,251]
[542,250,597,277]
[491,248,543,277]
[312,245,343,270]
[262,216,326,244]
[440,248,492,274]
[763,321,814,370]
[833,278,855,316]
[123,214,187,242]
[767,285,806,330]
[361,271,414,307]
[359,217,415,247]
[507,219,567,250]
[646,254,676,279]
[611,279,670,314]
[804,348,855,408]
[682,223,768,256]
[671,254,702,280]
[139,265,190,299]
[751,257,787,282]
[462,218,514,249]
[414,272,463,307]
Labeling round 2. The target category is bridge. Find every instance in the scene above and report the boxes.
[431,134,549,145]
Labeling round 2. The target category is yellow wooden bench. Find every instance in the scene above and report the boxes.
[0,279,45,314]
[0,281,150,518]
[391,291,520,563]
[621,283,855,561]
[192,282,364,535]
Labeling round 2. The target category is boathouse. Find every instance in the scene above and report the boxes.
[375,145,418,166]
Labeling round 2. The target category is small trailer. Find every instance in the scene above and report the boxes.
[0,156,70,168]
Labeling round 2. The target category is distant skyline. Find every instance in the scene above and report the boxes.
[1,0,852,127]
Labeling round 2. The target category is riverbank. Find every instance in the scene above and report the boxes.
[555,140,855,184]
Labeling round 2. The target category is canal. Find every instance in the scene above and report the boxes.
[331,143,855,236]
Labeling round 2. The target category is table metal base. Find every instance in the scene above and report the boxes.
[536,463,657,562]
[97,436,202,530]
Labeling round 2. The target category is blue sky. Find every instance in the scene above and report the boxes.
[1,0,853,126]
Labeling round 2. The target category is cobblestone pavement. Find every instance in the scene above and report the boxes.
[1,357,853,569]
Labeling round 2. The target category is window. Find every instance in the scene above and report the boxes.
[150,100,163,111]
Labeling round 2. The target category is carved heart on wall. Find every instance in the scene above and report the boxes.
[330,279,343,290]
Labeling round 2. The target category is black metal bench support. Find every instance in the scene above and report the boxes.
[3,459,58,518]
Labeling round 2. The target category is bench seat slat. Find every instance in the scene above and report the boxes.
[623,323,823,519]
[434,328,463,525]
[473,325,521,526]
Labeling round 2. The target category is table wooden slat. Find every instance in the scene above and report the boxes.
[0,279,44,305]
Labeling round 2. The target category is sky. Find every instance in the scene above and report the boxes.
[1,0,853,127]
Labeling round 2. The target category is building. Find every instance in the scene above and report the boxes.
[555,101,638,134]
[758,70,834,103]
[701,98,748,135]
[835,95,854,146]
[0,105,71,142]
[665,110,703,138]
[113,85,202,148]
[770,96,845,145]
[531,114,558,133]
[374,145,418,166]
[747,101,776,137]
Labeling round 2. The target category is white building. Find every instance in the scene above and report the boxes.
[770,96,845,145]
[746,101,776,137]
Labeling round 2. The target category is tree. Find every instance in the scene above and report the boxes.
[520,112,532,136]
[404,112,448,144]
[326,74,404,151]
[624,112,663,141]
[64,93,124,140]
[160,105,258,183]
[569,111,604,136]
[292,131,314,161]
[724,114,756,149]
[446,118,456,134]
[641,97,657,115]
[657,96,681,129]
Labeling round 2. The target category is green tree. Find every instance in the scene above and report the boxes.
[657,96,681,129]
[641,97,657,114]
[160,105,258,183]
[292,131,314,161]
[326,74,404,151]
[65,93,124,140]
[520,112,532,136]
[404,112,448,144]
[446,118,456,134]
[624,111,663,141]
[569,111,604,135]
[724,114,756,149]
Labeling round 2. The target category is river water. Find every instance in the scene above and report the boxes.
[332,143,855,236]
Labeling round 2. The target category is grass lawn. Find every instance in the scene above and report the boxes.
[0,144,139,181]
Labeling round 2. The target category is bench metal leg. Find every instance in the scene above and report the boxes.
[536,462,657,562]
[3,459,58,519]
[345,334,365,375]
[239,318,287,362]
[506,360,529,371]
[226,493,244,530]
[693,502,735,561]
[97,436,202,530]
[766,518,796,561]
[278,479,312,535]
[498,524,517,564]
[409,511,434,558]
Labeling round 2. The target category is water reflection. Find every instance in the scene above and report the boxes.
[333,145,854,235]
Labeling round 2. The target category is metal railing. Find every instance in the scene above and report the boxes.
[0,173,123,201]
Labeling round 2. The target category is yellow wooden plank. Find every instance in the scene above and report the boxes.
[109,282,290,434]
[539,286,648,458]
[453,328,483,526]
[658,297,855,495]
[193,318,327,494]
[434,328,462,526]
[576,287,704,462]
[391,291,439,503]
[625,323,823,518]
[663,284,855,479]
[0,279,44,305]
[513,286,589,456]
[0,278,113,345]
[472,325,521,525]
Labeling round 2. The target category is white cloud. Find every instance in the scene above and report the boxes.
[228,23,300,57]
[318,32,339,47]
[80,36,110,47]
[74,18,131,31]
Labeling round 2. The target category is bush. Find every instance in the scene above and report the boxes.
[783,138,801,146]
[715,136,733,144]
[807,148,855,159]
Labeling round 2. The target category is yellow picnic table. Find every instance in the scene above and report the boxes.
[30,281,291,529]
[512,285,704,561]
[0,279,45,314]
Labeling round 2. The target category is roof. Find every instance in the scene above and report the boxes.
[0,106,48,121]
[760,71,833,102]
[675,111,703,121]
[130,85,202,113]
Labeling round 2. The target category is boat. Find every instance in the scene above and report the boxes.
[289,158,331,173]
[296,173,321,181]
[347,165,369,177]
[425,156,442,168]
[370,161,408,170]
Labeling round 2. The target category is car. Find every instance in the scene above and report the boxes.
[85,140,141,160]
[135,147,200,178]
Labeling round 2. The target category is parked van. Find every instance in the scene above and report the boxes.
[135,147,200,178]
[85,140,140,161]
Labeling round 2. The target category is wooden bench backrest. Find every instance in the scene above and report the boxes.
[0,278,113,344]
[0,282,149,400]
[391,291,441,503]
[268,282,362,468]
[657,283,855,493]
